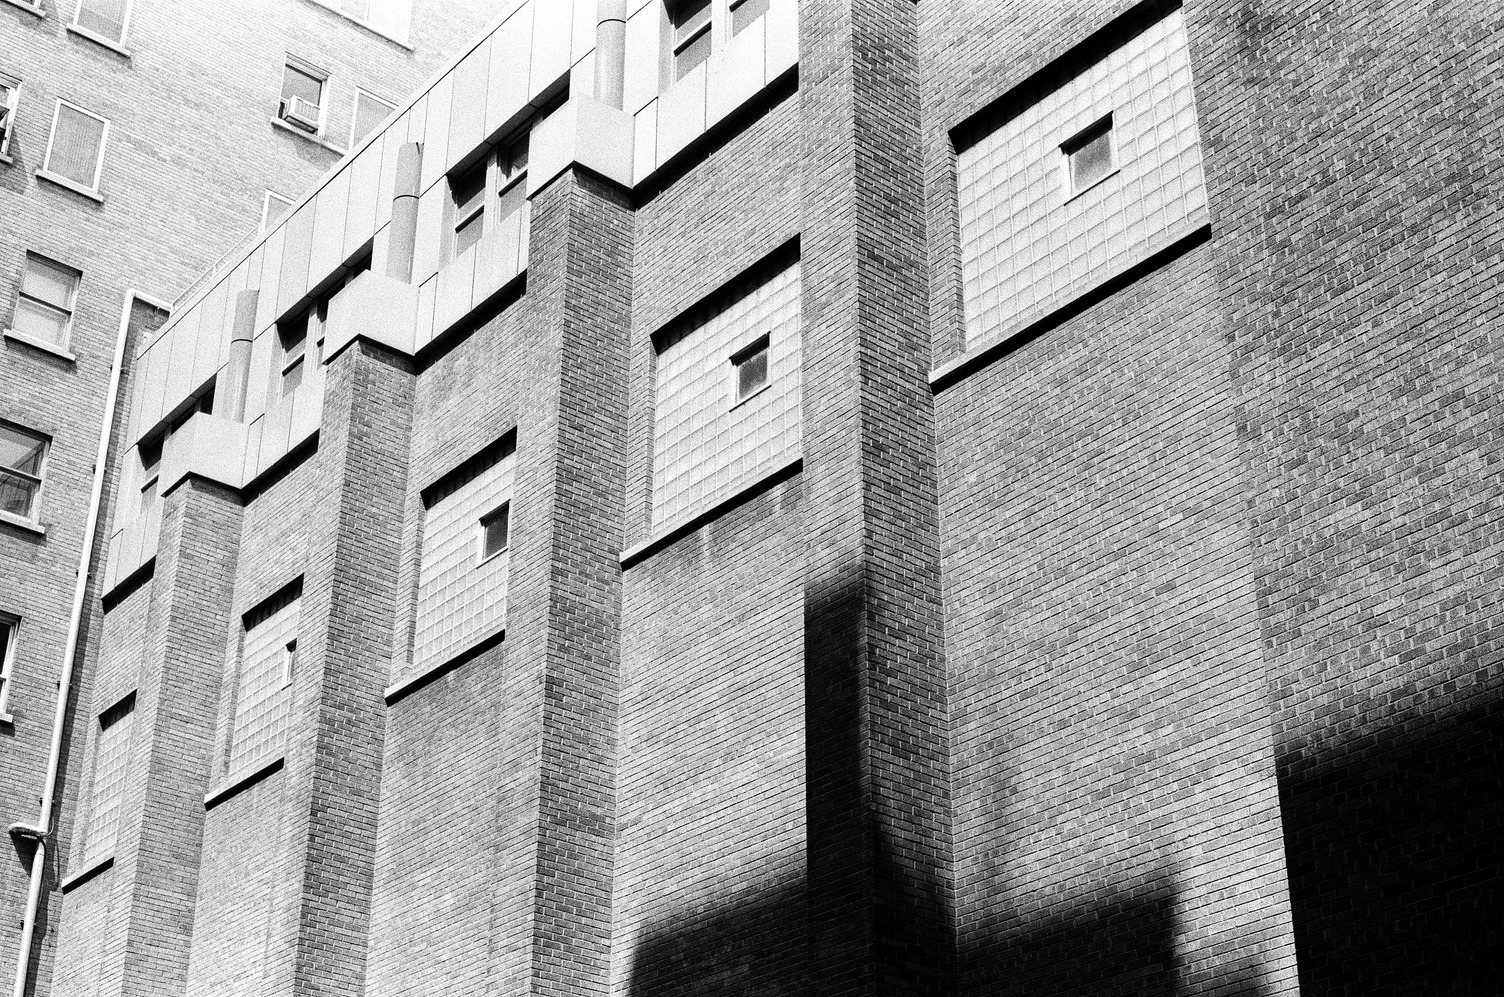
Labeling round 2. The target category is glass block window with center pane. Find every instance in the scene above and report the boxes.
[82,698,135,864]
[0,423,48,522]
[11,253,80,349]
[1065,115,1115,195]
[232,585,301,775]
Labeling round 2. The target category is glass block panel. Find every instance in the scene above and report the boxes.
[233,589,300,774]
[83,700,135,864]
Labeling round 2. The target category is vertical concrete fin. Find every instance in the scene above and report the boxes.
[387,142,425,283]
[219,289,258,423]
[595,0,627,108]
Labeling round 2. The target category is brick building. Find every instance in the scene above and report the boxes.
[0,1,509,993]
[17,0,1504,994]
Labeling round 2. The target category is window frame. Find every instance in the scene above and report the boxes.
[41,97,111,195]
[0,421,51,526]
[349,87,396,149]
[10,251,82,351]
[81,694,135,865]
[261,190,294,232]
[1061,113,1117,199]
[278,57,329,137]
[274,251,371,399]
[0,74,19,159]
[671,0,713,80]
[137,437,161,517]
[730,334,771,406]
[446,132,529,265]
[280,639,297,689]
[477,501,510,564]
[70,0,135,49]
[0,610,19,719]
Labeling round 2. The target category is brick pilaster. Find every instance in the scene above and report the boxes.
[799,1,954,996]
[490,165,634,997]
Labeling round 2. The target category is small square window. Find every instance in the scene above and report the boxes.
[730,0,769,35]
[262,190,294,231]
[1063,115,1115,196]
[73,0,134,46]
[672,0,713,80]
[732,335,770,403]
[0,76,19,158]
[0,422,50,522]
[43,99,110,193]
[279,60,326,134]
[479,503,510,562]
[11,252,81,350]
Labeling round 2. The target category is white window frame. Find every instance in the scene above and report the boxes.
[477,502,510,564]
[0,610,19,720]
[1061,113,1118,200]
[41,97,110,195]
[0,74,19,160]
[261,190,294,232]
[9,251,82,352]
[70,0,136,50]
[278,56,329,137]
[348,87,396,150]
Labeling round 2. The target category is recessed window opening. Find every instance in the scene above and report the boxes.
[1063,114,1115,196]
[12,252,81,349]
[279,317,308,395]
[479,502,510,562]
[673,0,712,79]
[43,99,109,192]
[451,162,487,257]
[279,59,326,134]
[73,0,134,46]
[0,611,18,709]
[281,639,297,688]
[0,76,19,158]
[276,250,370,397]
[262,190,294,231]
[138,438,161,516]
[0,422,49,522]
[350,88,395,147]
[731,335,770,404]
[730,0,769,35]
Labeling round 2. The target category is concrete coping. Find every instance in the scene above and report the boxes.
[203,756,285,810]
[58,854,114,894]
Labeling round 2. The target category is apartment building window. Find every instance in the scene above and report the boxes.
[262,190,294,231]
[10,252,81,350]
[0,422,49,523]
[478,502,509,562]
[232,582,301,775]
[350,89,395,147]
[0,612,18,714]
[0,75,19,159]
[276,252,371,399]
[413,438,514,672]
[1063,115,1115,196]
[82,696,135,864]
[41,99,109,195]
[447,134,528,261]
[72,0,134,47]
[278,58,327,135]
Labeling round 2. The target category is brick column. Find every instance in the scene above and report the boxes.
[489,165,634,997]
[52,477,244,997]
[265,339,414,997]
[799,2,954,996]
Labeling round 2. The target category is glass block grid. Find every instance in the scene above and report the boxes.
[82,701,135,864]
[232,591,300,775]
[653,259,802,527]
[414,452,513,673]
[958,7,1206,348]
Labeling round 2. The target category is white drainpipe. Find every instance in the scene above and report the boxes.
[9,290,166,997]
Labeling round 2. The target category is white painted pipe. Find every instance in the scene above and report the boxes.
[10,290,166,997]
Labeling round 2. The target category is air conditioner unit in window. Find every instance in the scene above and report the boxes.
[282,96,321,133]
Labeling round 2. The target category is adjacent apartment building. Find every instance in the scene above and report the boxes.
[0,1,505,993]
[14,0,1504,994]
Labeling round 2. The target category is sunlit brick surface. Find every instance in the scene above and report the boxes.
[81,703,134,865]
[652,258,801,527]
[958,7,1206,348]
[232,589,300,774]
[413,451,512,673]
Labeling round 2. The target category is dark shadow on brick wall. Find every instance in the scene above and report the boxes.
[1277,689,1504,995]
[626,877,809,997]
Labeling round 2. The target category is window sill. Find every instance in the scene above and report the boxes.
[65,22,131,57]
[0,0,45,18]
[384,628,506,706]
[730,381,771,410]
[36,169,104,203]
[4,327,77,362]
[59,854,114,893]
[0,151,14,166]
[0,510,45,537]
[270,117,346,156]
[1064,166,1120,205]
[204,755,284,809]
[0,710,13,727]
[621,454,803,570]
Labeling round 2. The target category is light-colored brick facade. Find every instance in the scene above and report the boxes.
[11,0,1504,994]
